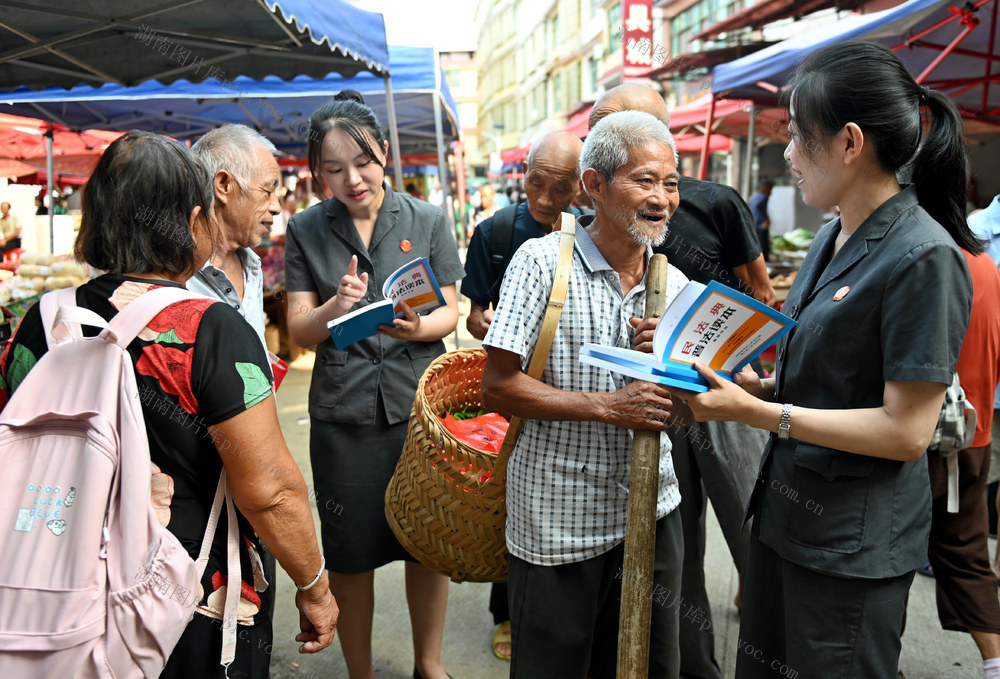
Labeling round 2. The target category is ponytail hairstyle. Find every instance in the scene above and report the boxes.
[306,89,389,194]
[783,40,982,253]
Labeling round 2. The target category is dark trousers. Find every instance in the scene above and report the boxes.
[671,418,765,679]
[737,523,914,679]
[507,509,683,679]
[927,444,1000,633]
[490,581,509,624]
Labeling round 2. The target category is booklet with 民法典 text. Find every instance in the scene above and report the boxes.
[327,257,445,350]
[579,280,795,392]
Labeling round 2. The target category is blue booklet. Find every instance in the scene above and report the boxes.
[579,280,795,392]
[327,257,445,350]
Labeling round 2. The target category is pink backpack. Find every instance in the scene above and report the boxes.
[0,287,242,677]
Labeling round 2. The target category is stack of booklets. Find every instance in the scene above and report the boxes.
[580,280,796,392]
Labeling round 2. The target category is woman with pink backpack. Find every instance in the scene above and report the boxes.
[0,130,338,678]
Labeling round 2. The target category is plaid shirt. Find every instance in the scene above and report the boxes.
[484,224,687,566]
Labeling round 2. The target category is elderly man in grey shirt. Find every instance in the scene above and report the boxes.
[189,124,281,357]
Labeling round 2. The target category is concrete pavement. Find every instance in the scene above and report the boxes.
[263,307,989,679]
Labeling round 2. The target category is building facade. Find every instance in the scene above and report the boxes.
[440,49,484,172]
[474,0,928,190]
[475,0,640,165]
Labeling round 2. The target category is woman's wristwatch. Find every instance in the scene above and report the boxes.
[778,403,793,440]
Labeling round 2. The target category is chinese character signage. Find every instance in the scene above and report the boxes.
[622,0,654,79]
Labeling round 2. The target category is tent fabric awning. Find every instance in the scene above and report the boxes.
[0,112,122,157]
[675,133,731,153]
[11,170,90,186]
[0,46,460,158]
[711,0,1000,124]
[0,111,123,179]
[564,105,594,138]
[501,145,530,165]
[0,0,390,92]
[691,0,864,42]
[645,43,772,80]
[668,94,789,140]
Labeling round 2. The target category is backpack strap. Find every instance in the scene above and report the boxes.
[487,205,519,307]
[39,286,210,349]
[493,212,577,481]
[195,472,242,667]
[39,287,86,346]
[107,287,210,348]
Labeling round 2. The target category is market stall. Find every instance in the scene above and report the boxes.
[0,0,393,347]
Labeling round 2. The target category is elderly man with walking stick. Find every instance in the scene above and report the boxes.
[481,110,689,679]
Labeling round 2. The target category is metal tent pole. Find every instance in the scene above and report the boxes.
[742,105,758,197]
[698,95,717,181]
[383,76,405,189]
[45,128,54,254]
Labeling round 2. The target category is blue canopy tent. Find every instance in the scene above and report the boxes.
[694,0,999,178]
[0,45,460,159]
[0,0,389,89]
[0,0,394,250]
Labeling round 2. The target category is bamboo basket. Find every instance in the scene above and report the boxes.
[385,348,511,583]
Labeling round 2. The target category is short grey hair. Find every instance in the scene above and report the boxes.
[192,124,277,192]
[580,111,677,184]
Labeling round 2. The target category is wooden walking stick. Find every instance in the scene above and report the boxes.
[617,253,669,678]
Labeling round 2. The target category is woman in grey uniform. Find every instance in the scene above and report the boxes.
[677,41,982,678]
[284,91,463,679]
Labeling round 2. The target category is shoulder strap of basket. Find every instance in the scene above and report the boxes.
[494,211,576,478]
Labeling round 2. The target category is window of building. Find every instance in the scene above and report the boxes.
[533,85,546,122]
[567,61,581,111]
[608,2,622,54]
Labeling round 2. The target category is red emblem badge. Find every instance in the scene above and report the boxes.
[400,239,412,253]
[833,285,850,301]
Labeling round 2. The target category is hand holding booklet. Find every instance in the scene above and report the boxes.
[327,257,445,350]
[580,280,796,392]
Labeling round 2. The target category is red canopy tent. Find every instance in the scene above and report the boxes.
[675,133,731,153]
[500,145,531,166]
[564,106,593,138]
[0,112,122,180]
[562,102,733,154]
[668,94,788,142]
[10,171,90,189]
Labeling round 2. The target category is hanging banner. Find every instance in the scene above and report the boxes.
[622,0,654,80]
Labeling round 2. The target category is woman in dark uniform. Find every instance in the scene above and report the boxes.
[676,42,981,678]
[284,91,463,679]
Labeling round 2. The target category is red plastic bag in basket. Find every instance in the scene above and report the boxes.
[438,412,510,454]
